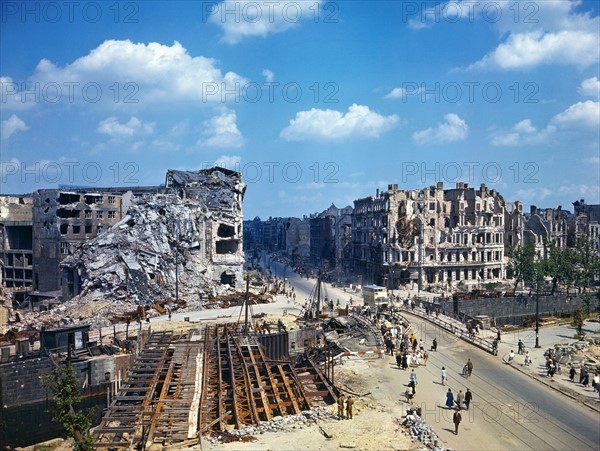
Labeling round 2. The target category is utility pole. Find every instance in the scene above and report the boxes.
[244,275,250,335]
[535,271,540,348]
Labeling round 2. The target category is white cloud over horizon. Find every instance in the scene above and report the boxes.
[280,104,399,141]
[12,40,247,108]
[413,113,468,145]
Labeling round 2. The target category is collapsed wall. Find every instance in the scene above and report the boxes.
[20,167,249,327]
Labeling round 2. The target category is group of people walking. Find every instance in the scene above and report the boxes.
[444,388,473,434]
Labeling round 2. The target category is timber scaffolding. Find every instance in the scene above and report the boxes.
[198,323,333,435]
[92,325,339,449]
[92,330,202,449]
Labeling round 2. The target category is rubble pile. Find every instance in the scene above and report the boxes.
[400,409,447,451]
[208,407,331,443]
[69,194,221,302]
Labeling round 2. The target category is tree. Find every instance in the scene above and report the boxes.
[539,239,576,295]
[572,307,585,336]
[573,232,600,293]
[508,242,538,293]
[44,362,94,450]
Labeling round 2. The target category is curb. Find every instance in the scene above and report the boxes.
[501,354,600,414]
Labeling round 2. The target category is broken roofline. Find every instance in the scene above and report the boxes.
[165,166,243,187]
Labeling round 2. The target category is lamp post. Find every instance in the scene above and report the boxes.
[535,271,540,348]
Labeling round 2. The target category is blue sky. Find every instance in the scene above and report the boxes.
[1,0,599,219]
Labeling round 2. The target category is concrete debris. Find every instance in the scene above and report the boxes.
[208,407,331,443]
[18,167,247,329]
[400,411,447,451]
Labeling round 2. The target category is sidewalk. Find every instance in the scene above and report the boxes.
[498,321,600,411]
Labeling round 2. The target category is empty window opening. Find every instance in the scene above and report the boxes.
[59,193,80,204]
[72,225,81,234]
[216,240,238,254]
[220,271,235,286]
[85,225,92,234]
[57,208,80,219]
[85,195,103,205]
[60,224,68,234]
[217,224,235,238]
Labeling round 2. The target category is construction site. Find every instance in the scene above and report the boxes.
[89,272,390,450]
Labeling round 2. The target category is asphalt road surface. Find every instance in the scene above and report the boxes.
[401,312,600,450]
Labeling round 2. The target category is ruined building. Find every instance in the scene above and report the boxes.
[59,167,245,306]
[352,182,513,290]
[0,195,34,295]
[32,188,140,293]
[0,168,245,319]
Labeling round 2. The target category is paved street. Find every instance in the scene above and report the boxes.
[117,255,599,450]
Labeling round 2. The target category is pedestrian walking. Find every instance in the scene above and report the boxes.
[395,350,402,368]
[410,369,417,388]
[524,350,531,366]
[445,388,454,408]
[432,337,438,352]
[453,410,462,435]
[346,396,354,419]
[466,358,473,376]
[569,365,576,382]
[423,350,429,366]
[402,353,409,370]
[419,339,424,352]
[441,366,447,385]
[464,388,472,410]
[337,395,345,419]
[456,390,464,410]
[518,339,524,354]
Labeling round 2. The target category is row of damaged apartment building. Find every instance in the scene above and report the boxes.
[244,181,600,291]
[0,167,246,331]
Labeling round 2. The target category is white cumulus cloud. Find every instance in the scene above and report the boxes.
[197,110,245,148]
[578,77,600,99]
[550,100,600,130]
[280,104,399,142]
[209,0,324,44]
[1,114,29,140]
[490,119,555,146]
[467,30,599,71]
[413,113,468,145]
[27,40,246,106]
[97,117,154,138]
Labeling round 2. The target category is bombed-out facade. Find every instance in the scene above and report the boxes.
[0,167,245,305]
[352,182,514,290]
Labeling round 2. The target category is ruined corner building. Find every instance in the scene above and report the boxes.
[59,167,246,306]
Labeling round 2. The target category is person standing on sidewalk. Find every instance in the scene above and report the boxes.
[441,366,448,385]
[453,410,462,435]
[423,350,429,366]
[464,388,473,410]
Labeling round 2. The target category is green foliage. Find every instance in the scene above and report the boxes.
[572,307,585,335]
[484,282,500,291]
[573,233,600,292]
[508,242,538,291]
[43,363,94,451]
